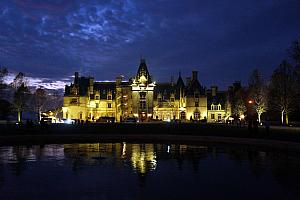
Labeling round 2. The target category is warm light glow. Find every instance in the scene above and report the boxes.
[248,100,253,104]
[62,107,68,113]
[122,142,126,157]
[131,144,157,174]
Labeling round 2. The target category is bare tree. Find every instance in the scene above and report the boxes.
[0,67,8,84]
[11,72,29,122]
[248,69,267,123]
[288,39,300,110]
[34,87,46,122]
[289,39,300,68]
[232,89,247,118]
[269,60,297,125]
[48,90,63,119]
[0,67,8,98]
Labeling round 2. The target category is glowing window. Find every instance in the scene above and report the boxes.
[218,114,222,120]
[211,114,215,119]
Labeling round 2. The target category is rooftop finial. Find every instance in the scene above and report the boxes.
[140,54,145,63]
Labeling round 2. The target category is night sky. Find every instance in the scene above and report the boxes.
[1,0,300,89]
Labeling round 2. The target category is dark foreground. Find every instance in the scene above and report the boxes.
[1,123,300,152]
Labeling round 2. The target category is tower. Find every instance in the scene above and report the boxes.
[131,58,155,121]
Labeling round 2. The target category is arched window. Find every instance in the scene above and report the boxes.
[180,111,186,120]
[194,111,200,120]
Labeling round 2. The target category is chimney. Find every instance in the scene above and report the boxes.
[233,81,241,92]
[186,77,191,86]
[74,72,79,85]
[211,86,218,97]
[116,75,123,86]
[89,77,94,94]
[140,58,146,64]
[192,71,198,80]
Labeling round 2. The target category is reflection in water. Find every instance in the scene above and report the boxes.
[130,144,157,174]
[0,143,300,199]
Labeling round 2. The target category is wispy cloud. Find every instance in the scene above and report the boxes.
[4,73,70,90]
[0,0,300,88]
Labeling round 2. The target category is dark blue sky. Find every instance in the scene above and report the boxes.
[1,0,300,89]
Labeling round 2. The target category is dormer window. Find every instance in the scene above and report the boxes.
[95,95,99,100]
[211,103,222,110]
[107,95,112,100]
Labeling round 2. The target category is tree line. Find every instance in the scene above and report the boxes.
[230,39,300,125]
[0,70,62,122]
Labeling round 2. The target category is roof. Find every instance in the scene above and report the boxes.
[176,74,185,88]
[186,78,205,96]
[93,82,116,99]
[136,59,152,83]
[207,90,228,109]
[154,83,179,100]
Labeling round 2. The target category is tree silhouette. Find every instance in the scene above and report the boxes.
[248,69,267,123]
[34,87,46,122]
[11,72,30,122]
[269,60,297,125]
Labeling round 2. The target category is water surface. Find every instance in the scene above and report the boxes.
[0,143,299,200]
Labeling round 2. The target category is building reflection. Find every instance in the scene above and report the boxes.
[130,144,157,174]
[1,143,300,193]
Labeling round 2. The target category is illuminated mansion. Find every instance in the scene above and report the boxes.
[63,59,231,122]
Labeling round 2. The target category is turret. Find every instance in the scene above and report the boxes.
[136,58,151,83]
[192,71,198,81]
[74,72,79,85]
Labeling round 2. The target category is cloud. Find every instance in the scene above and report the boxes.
[4,72,71,90]
[0,0,300,89]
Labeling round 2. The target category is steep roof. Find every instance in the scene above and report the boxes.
[154,83,179,100]
[186,78,205,96]
[136,58,152,83]
[176,73,185,88]
[93,82,116,99]
[207,90,227,109]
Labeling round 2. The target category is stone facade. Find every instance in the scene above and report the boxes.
[63,59,231,122]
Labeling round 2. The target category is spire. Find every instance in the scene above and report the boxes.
[136,58,151,83]
[176,70,185,88]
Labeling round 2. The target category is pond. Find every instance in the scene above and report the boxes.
[0,143,299,199]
